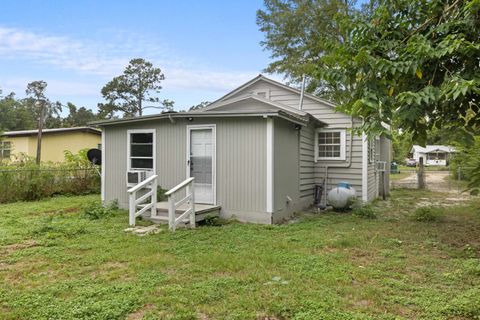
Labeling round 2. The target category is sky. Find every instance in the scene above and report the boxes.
[0,0,274,114]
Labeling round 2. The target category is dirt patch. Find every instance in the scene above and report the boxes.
[0,240,39,255]
[127,304,155,320]
[198,313,211,320]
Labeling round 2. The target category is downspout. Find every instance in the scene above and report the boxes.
[323,116,354,206]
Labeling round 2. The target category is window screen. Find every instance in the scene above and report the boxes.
[129,132,154,169]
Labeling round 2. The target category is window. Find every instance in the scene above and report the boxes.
[0,141,11,159]
[315,129,346,161]
[127,130,155,170]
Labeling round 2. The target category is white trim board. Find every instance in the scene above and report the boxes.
[266,117,274,213]
[186,124,217,205]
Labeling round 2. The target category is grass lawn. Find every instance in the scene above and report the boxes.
[1,191,480,319]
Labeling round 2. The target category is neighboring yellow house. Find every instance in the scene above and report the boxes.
[0,127,101,162]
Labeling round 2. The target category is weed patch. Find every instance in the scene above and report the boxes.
[410,206,443,222]
[352,205,377,219]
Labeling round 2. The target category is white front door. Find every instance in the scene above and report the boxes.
[188,126,215,204]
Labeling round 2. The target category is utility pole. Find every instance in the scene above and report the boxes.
[36,101,45,165]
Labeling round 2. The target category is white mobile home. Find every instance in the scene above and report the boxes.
[93,75,391,225]
[411,145,456,166]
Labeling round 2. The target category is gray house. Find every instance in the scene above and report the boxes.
[93,75,390,224]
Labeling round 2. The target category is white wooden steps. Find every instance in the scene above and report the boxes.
[141,202,221,225]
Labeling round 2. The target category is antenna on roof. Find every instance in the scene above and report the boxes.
[298,74,306,110]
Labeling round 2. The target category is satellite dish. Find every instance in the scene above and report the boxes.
[87,148,102,165]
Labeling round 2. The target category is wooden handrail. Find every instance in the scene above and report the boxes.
[165,177,194,196]
[127,174,158,194]
[128,175,158,226]
[166,177,195,231]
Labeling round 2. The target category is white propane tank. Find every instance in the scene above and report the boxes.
[327,182,357,210]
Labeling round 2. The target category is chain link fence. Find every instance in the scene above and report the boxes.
[0,167,100,203]
[390,167,473,193]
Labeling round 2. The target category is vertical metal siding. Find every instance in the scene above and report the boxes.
[103,117,267,217]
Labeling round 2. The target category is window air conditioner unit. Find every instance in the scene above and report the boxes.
[126,170,150,186]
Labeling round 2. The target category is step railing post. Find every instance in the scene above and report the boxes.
[168,194,175,231]
[129,191,136,226]
[151,179,157,218]
[187,183,196,228]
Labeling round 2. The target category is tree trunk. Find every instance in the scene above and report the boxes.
[138,94,142,116]
[36,103,44,165]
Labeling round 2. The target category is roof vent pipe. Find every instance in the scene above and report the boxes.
[298,74,306,110]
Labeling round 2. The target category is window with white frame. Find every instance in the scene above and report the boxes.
[0,141,11,159]
[128,130,155,170]
[315,129,346,161]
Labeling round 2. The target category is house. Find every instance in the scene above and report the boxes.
[410,145,456,166]
[0,127,102,162]
[92,75,391,224]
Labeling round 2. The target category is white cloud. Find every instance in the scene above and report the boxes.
[0,26,264,94]
[0,77,101,98]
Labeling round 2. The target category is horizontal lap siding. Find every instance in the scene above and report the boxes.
[229,81,366,200]
[103,118,267,216]
[224,80,378,203]
[299,125,315,200]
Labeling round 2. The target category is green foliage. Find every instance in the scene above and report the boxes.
[63,148,93,168]
[25,80,63,128]
[82,200,118,220]
[0,152,100,203]
[62,102,102,127]
[448,136,480,193]
[352,204,377,219]
[410,206,442,222]
[156,186,168,202]
[99,58,173,118]
[257,0,357,104]
[391,129,413,163]
[258,0,480,143]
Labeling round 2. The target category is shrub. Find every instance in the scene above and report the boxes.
[157,187,168,202]
[410,206,442,222]
[352,205,377,219]
[0,151,100,203]
[83,201,117,220]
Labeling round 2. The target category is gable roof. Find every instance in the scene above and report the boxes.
[411,145,456,154]
[2,127,101,137]
[202,94,308,117]
[204,74,338,110]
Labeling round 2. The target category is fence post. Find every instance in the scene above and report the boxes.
[418,158,425,189]
[458,167,461,194]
